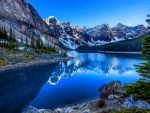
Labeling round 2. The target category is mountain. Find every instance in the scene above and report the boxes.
[0,0,148,50]
[44,16,148,49]
[0,0,59,47]
[44,16,91,49]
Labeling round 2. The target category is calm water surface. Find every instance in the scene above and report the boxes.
[0,51,143,113]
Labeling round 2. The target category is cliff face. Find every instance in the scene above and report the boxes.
[0,0,34,25]
[0,0,59,46]
[27,3,51,33]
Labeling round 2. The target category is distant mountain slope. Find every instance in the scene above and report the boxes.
[44,16,148,49]
[75,34,147,51]
[98,34,148,52]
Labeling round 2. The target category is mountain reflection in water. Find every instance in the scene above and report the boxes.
[48,51,142,85]
[0,63,57,113]
[0,51,142,113]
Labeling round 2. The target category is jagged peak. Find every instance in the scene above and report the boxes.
[104,22,109,25]
[48,16,56,19]
[102,22,109,26]
[117,23,125,26]
[101,22,110,28]
[45,16,60,26]
[83,26,87,29]
[116,23,127,29]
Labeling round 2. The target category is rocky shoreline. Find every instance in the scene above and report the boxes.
[97,50,142,54]
[23,81,150,113]
[0,57,74,73]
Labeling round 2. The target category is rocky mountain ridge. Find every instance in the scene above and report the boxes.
[44,16,148,49]
[0,0,148,50]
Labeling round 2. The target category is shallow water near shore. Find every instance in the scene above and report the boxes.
[0,51,143,113]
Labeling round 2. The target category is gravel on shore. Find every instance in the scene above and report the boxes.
[97,50,142,54]
[0,57,74,73]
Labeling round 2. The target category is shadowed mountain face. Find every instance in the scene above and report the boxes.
[0,63,57,113]
[0,0,50,33]
[44,16,148,49]
[0,0,58,45]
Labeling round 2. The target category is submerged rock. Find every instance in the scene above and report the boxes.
[23,106,39,113]
[23,106,53,113]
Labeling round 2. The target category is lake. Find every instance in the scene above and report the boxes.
[0,51,143,113]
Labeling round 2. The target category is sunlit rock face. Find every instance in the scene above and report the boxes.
[111,23,148,40]
[0,64,57,113]
[44,16,148,49]
[44,16,90,49]
[45,16,60,26]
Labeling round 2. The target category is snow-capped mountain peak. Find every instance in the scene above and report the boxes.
[45,16,60,26]
[44,16,148,49]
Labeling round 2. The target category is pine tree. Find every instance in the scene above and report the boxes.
[31,37,35,49]
[20,36,23,46]
[53,45,56,52]
[134,15,150,82]
[124,15,150,100]
[25,36,29,47]
[0,27,2,39]
[3,27,8,40]
[15,42,19,50]
[8,41,13,50]
[40,39,43,48]
[36,39,41,53]
[9,27,13,41]
[12,30,16,42]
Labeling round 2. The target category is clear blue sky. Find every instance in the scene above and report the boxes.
[27,0,150,28]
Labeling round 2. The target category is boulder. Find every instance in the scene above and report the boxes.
[99,80,121,99]
[122,95,136,108]
[117,89,127,95]
[122,95,150,110]
[108,94,120,100]
[136,100,150,110]
[108,94,114,100]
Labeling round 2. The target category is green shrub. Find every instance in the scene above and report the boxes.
[0,56,9,66]
[124,80,150,101]
[111,106,150,113]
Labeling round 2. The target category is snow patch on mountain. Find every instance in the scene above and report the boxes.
[44,16,148,49]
